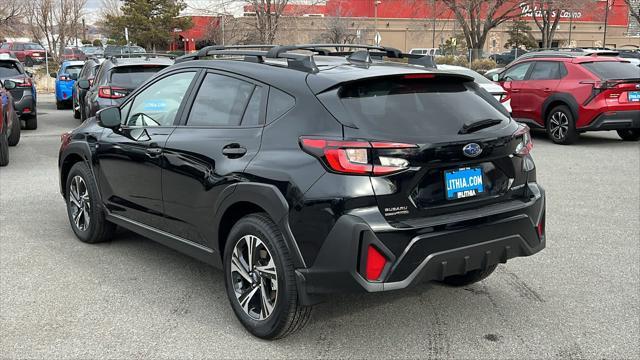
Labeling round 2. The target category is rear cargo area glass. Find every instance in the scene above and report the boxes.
[110,66,167,89]
[581,62,640,79]
[337,77,509,138]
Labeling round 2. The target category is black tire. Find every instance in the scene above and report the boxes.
[56,100,65,110]
[7,112,20,146]
[0,130,9,166]
[546,105,578,145]
[223,213,312,339]
[80,103,86,121]
[617,129,640,141]
[65,162,116,243]
[24,113,37,130]
[441,264,498,287]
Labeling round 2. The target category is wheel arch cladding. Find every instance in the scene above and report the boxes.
[215,183,306,268]
[542,93,579,124]
[60,152,86,195]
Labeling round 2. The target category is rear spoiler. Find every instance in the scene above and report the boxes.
[310,71,475,94]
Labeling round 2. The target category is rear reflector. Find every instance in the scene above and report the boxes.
[537,213,545,239]
[366,245,387,281]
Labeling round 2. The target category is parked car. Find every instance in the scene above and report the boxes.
[0,54,38,130]
[72,58,104,119]
[103,45,146,58]
[51,60,85,110]
[80,46,104,58]
[59,44,546,339]
[437,64,512,113]
[61,48,87,62]
[409,48,441,56]
[616,49,640,66]
[0,42,47,67]
[492,52,640,144]
[0,79,20,166]
[489,49,528,65]
[79,56,172,119]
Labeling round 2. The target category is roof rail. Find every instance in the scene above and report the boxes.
[174,43,437,72]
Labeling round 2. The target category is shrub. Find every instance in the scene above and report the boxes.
[435,55,469,67]
[470,59,498,73]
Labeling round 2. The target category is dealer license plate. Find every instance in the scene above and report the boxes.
[444,167,484,200]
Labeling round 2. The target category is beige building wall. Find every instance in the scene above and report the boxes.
[244,16,640,52]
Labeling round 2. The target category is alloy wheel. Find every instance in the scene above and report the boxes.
[230,235,278,321]
[69,175,91,231]
[549,111,569,141]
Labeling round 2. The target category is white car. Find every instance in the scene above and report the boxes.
[437,64,512,114]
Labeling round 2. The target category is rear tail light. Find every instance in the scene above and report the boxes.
[514,124,533,156]
[12,78,32,87]
[59,75,70,81]
[365,245,387,281]
[98,86,127,99]
[300,137,416,176]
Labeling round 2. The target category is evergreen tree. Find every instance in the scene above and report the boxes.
[105,0,192,50]
[504,19,538,49]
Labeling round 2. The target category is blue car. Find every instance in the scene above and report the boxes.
[51,60,84,109]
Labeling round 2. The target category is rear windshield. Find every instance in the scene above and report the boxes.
[109,65,166,89]
[0,61,21,77]
[65,65,83,77]
[24,44,44,50]
[582,61,640,79]
[333,77,509,137]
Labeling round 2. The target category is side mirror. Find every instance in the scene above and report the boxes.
[25,71,33,78]
[96,106,121,129]
[70,73,78,80]
[50,72,57,78]
[3,80,16,90]
[77,79,90,90]
[491,74,500,82]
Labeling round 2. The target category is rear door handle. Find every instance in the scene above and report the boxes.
[222,144,247,158]
[543,88,552,93]
[511,89,520,93]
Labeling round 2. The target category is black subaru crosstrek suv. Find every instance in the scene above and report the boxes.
[58,44,546,339]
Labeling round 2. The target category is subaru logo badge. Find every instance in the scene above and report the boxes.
[462,143,482,158]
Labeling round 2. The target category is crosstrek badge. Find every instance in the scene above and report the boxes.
[444,167,484,199]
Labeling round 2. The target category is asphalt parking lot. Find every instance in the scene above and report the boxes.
[1,94,638,359]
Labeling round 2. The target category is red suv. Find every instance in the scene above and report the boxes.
[496,53,640,144]
[0,42,47,67]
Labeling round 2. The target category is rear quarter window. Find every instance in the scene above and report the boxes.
[581,62,640,79]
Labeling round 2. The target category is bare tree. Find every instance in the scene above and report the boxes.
[523,0,594,49]
[441,0,522,60]
[100,0,124,18]
[0,0,23,30]
[26,0,88,60]
[319,16,359,45]
[624,0,640,25]
[245,0,290,44]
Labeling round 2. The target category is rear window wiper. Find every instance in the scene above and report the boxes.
[459,118,504,134]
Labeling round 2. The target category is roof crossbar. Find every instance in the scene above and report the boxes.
[174,43,437,72]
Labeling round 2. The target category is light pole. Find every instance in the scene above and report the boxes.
[374,0,381,44]
[431,0,436,48]
[602,0,612,47]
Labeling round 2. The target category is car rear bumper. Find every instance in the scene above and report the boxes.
[580,110,640,131]
[295,183,545,304]
[13,92,35,116]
